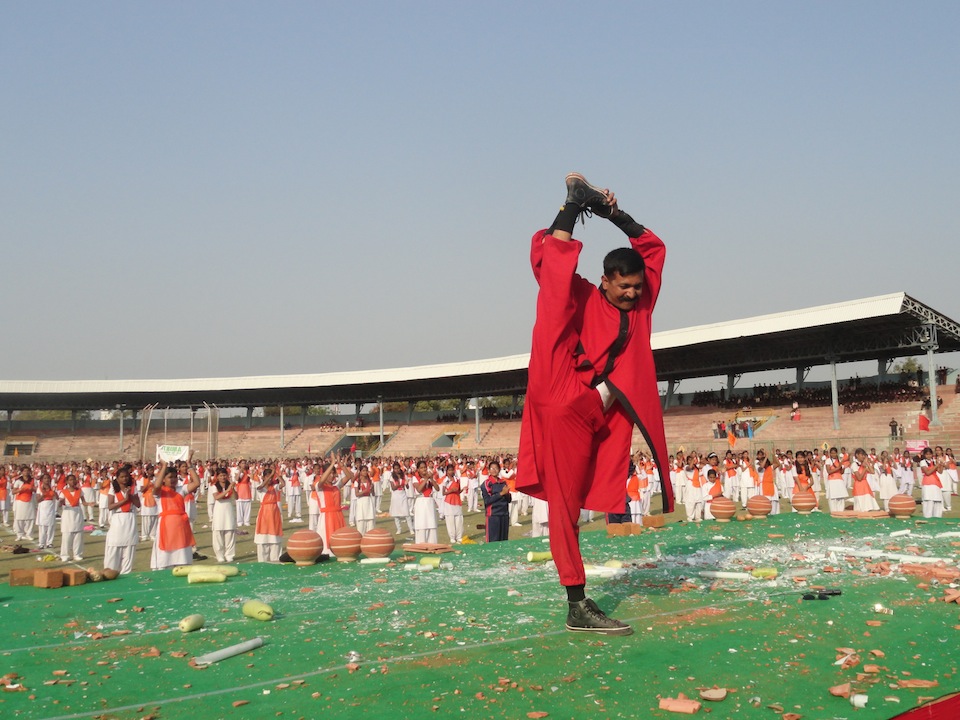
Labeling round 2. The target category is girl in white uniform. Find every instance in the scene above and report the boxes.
[12,468,36,542]
[139,477,160,541]
[877,451,899,511]
[104,468,141,574]
[210,468,237,563]
[387,461,411,535]
[440,463,464,544]
[35,476,58,549]
[919,448,944,518]
[59,474,85,561]
[352,465,377,536]
[412,460,439,544]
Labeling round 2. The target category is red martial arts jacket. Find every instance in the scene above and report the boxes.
[517,228,673,514]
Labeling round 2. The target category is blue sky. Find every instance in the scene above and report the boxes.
[3,2,958,385]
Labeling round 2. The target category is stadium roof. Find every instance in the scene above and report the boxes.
[1,292,958,412]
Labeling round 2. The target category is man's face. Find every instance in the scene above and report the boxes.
[601,271,644,311]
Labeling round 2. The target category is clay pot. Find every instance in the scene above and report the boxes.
[710,496,736,522]
[791,490,818,515]
[360,528,396,558]
[888,493,917,518]
[329,527,363,561]
[746,495,772,517]
[287,529,325,566]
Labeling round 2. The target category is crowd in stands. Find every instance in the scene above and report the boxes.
[691,378,928,411]
[710,420,754,439]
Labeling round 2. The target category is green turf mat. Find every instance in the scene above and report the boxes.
[3,513,959,719]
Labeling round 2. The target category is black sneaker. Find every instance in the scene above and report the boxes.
[564,173,613,217]
[565,598,633,636]
[193,551,208,561]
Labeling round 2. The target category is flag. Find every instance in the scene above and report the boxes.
[918,414,930,432]
[727,431,736,448]
[350,441,357,453]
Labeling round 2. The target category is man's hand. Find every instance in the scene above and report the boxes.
[589,189,617,218]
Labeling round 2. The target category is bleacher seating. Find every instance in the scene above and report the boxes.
[6,387,958,463]
[379,424,461,456]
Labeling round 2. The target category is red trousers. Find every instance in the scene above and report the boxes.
[536,388,608,586]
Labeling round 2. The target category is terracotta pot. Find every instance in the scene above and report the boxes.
[287,529,325,566]
[888,493,917,518]
[746,495,772,517]
[791,490,818,514]
[360,528,396,558]
[329,527,363,561]
[710,496,736,522]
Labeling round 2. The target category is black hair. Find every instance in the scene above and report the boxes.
[603,247,645,278]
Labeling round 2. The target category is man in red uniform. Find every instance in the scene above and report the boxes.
[518,173,672,635]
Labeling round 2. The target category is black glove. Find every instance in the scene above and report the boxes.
[609,209,646,238]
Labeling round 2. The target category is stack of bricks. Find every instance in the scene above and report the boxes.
[9,568,86,588]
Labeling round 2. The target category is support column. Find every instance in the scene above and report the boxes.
[878,358,890,387]
[511,394,518,419]
[407,401,414,423]
[829,356,840,431]
[245,406,253,430]
[475,399,480,443]
[280,406,285,450]
[924,326,942,427]
[795,366,804,394]
[301,406,307,429]
[727,373,738,404]
[378,396,384,446]
[457,398,465,423]
[664,379,676,410]
[71,409,78,433]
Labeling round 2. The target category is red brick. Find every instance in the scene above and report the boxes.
[62,568,87,587]
[642,514,666,528]
[33,569,64,589]
[9,568,37,587]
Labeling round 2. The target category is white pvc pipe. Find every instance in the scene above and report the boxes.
[699,571,751,580]
[193,637,264,667]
